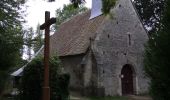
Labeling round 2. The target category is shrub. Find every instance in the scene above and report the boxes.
[18,55,70,100]
[0,71,8,94]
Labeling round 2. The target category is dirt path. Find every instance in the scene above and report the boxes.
[127,95,152,100]
[70,95,88,100]
[70,91,152,100]
[70,92,89,100]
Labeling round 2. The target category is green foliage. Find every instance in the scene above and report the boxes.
[70,0,117,14]
[54,4,88,30]
[54,74,70,100]
[33,24,44,53]
[23,25,44,59]
[134,0,165,34]
[102,0,117,15]
[0,71,8,94]
[0,0,24,94]
[144,0,170,99]
[70,0,85,8]
[19,55,70,100]
[24,27,34,60]
[19,57,43,100]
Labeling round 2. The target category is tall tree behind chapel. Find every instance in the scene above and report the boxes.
[33,24,44,53]
[144,0,170,99]
[54,4,88,30]
[0,0,25,94]
[134,0,165,34]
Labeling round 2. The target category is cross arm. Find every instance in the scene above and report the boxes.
[40,17,56,30]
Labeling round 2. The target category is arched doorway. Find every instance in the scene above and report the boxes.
[121,64,134,95]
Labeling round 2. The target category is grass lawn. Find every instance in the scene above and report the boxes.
[89,96,128,100]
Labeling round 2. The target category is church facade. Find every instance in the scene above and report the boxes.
[50,0,149,96]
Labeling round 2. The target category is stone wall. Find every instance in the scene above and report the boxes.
[60,55,85,91]
[92,0,149,96]
[60,52,101,96]
[82,51,105,96]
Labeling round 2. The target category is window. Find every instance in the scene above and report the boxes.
[128,34,131,46]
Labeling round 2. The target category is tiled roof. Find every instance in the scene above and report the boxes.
[50,11,105,56]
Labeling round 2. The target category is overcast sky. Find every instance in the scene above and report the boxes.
[22,0,91,59]
[23,0,91,30]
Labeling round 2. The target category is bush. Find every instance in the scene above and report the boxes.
[144,0,170,99]
[18,55,70,100]
[0,71,8,94]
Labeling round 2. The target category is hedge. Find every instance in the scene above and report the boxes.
[17,55,70,100]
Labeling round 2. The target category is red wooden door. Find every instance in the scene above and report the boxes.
[121,65,134,95]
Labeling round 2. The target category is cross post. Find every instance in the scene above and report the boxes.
[40,11,56,100]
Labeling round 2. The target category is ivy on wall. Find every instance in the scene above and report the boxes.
[102,0,117,14]
[69,0,117,14]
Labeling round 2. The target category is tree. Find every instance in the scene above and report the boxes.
[70,0,86,8]
[54,4,88,30]
[69,0,117,14]
[33,24,44,53]
[0,0,24,94]
[22,25,43,61]
[48,0,116,15]
[144,0,170,99]
[48,0,85,7]
[133,0,165,34]
[68,0,165,34]
[23,25,44,60]
[24,27,34,60]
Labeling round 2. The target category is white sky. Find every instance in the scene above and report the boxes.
[24,0,92,30]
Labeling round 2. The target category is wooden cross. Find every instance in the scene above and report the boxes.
[40,11,56,100]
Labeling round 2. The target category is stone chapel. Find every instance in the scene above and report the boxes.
[49,0,149,96]
[9,0,150,96]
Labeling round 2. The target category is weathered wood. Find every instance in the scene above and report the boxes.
[40,17,56,30]
[42,11,51,100]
